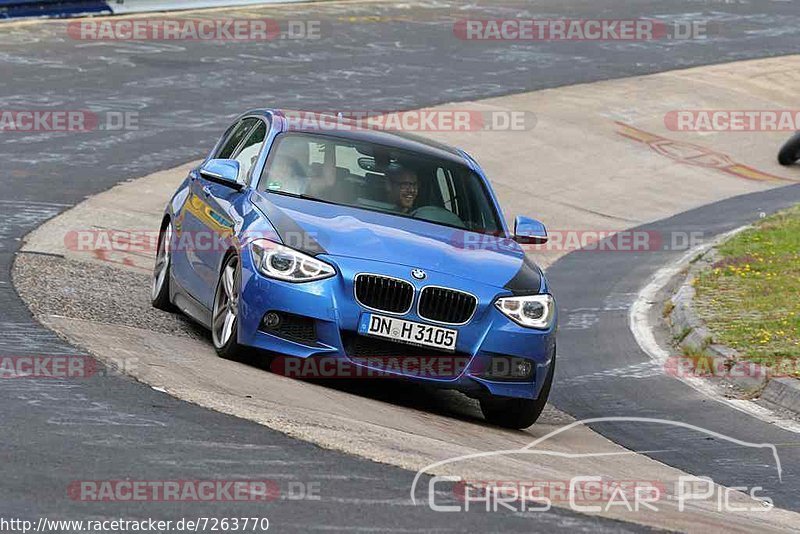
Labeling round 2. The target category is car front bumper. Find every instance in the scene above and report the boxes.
[237,248,557,401]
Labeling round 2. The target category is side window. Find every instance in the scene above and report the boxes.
[461,173,498,233]
[215,122,238,156]
[436,168,457,213]
[232,121,267,180]
[216,118,258,159]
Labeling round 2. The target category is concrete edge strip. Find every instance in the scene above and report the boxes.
[762,378,800,414]
[667,230,767,390]
[629,227,800,434]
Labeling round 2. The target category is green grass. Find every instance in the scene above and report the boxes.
[674,326,692,344]
[693,205,800,373]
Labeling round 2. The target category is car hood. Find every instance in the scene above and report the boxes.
[251,191,542,292]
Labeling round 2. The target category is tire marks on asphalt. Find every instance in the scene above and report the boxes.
[0,201,64,250]
[0,322,81,356]
[616,122,796,183]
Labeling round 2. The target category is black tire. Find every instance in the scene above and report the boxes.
[778,132,800,166]
[211,253,247,361]
[479,354,555,429]
[151,221,175,312]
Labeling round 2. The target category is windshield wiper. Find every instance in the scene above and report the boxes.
[266,189,344,207]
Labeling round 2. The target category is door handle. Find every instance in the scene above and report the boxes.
[201,185,212,197]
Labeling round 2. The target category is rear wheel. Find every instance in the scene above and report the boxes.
[151,221,175,311]
[480,355,555,429]
[212,253,246,360]
[778,132,800,166]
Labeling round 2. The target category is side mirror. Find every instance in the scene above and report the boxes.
[199,159,243,190]
[514,216,548,245]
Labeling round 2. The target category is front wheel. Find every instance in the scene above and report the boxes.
[778,132,800,166]
[479,356,555,429]
[151,221,175,311]
[212,253,246,360]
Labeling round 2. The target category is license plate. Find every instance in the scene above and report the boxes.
[361,314,458,352]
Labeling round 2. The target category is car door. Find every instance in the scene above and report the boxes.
[175,117,259,306]
[193,118,269,306]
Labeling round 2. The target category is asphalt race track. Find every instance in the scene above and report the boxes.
[3,0,800,530]
[550,183,800,511]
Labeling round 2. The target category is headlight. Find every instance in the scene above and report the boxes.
[251,239,335,282]
[494,294,555,329]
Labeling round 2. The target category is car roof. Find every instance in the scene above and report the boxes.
[247,109,471,167]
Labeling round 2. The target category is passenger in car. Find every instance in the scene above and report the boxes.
[386,168,419,214]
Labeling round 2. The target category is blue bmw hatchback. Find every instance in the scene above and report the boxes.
[152,109,557,428]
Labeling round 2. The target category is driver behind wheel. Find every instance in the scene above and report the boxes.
[386,168,419,214]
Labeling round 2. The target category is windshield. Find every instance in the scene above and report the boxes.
[257,133,503,235]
